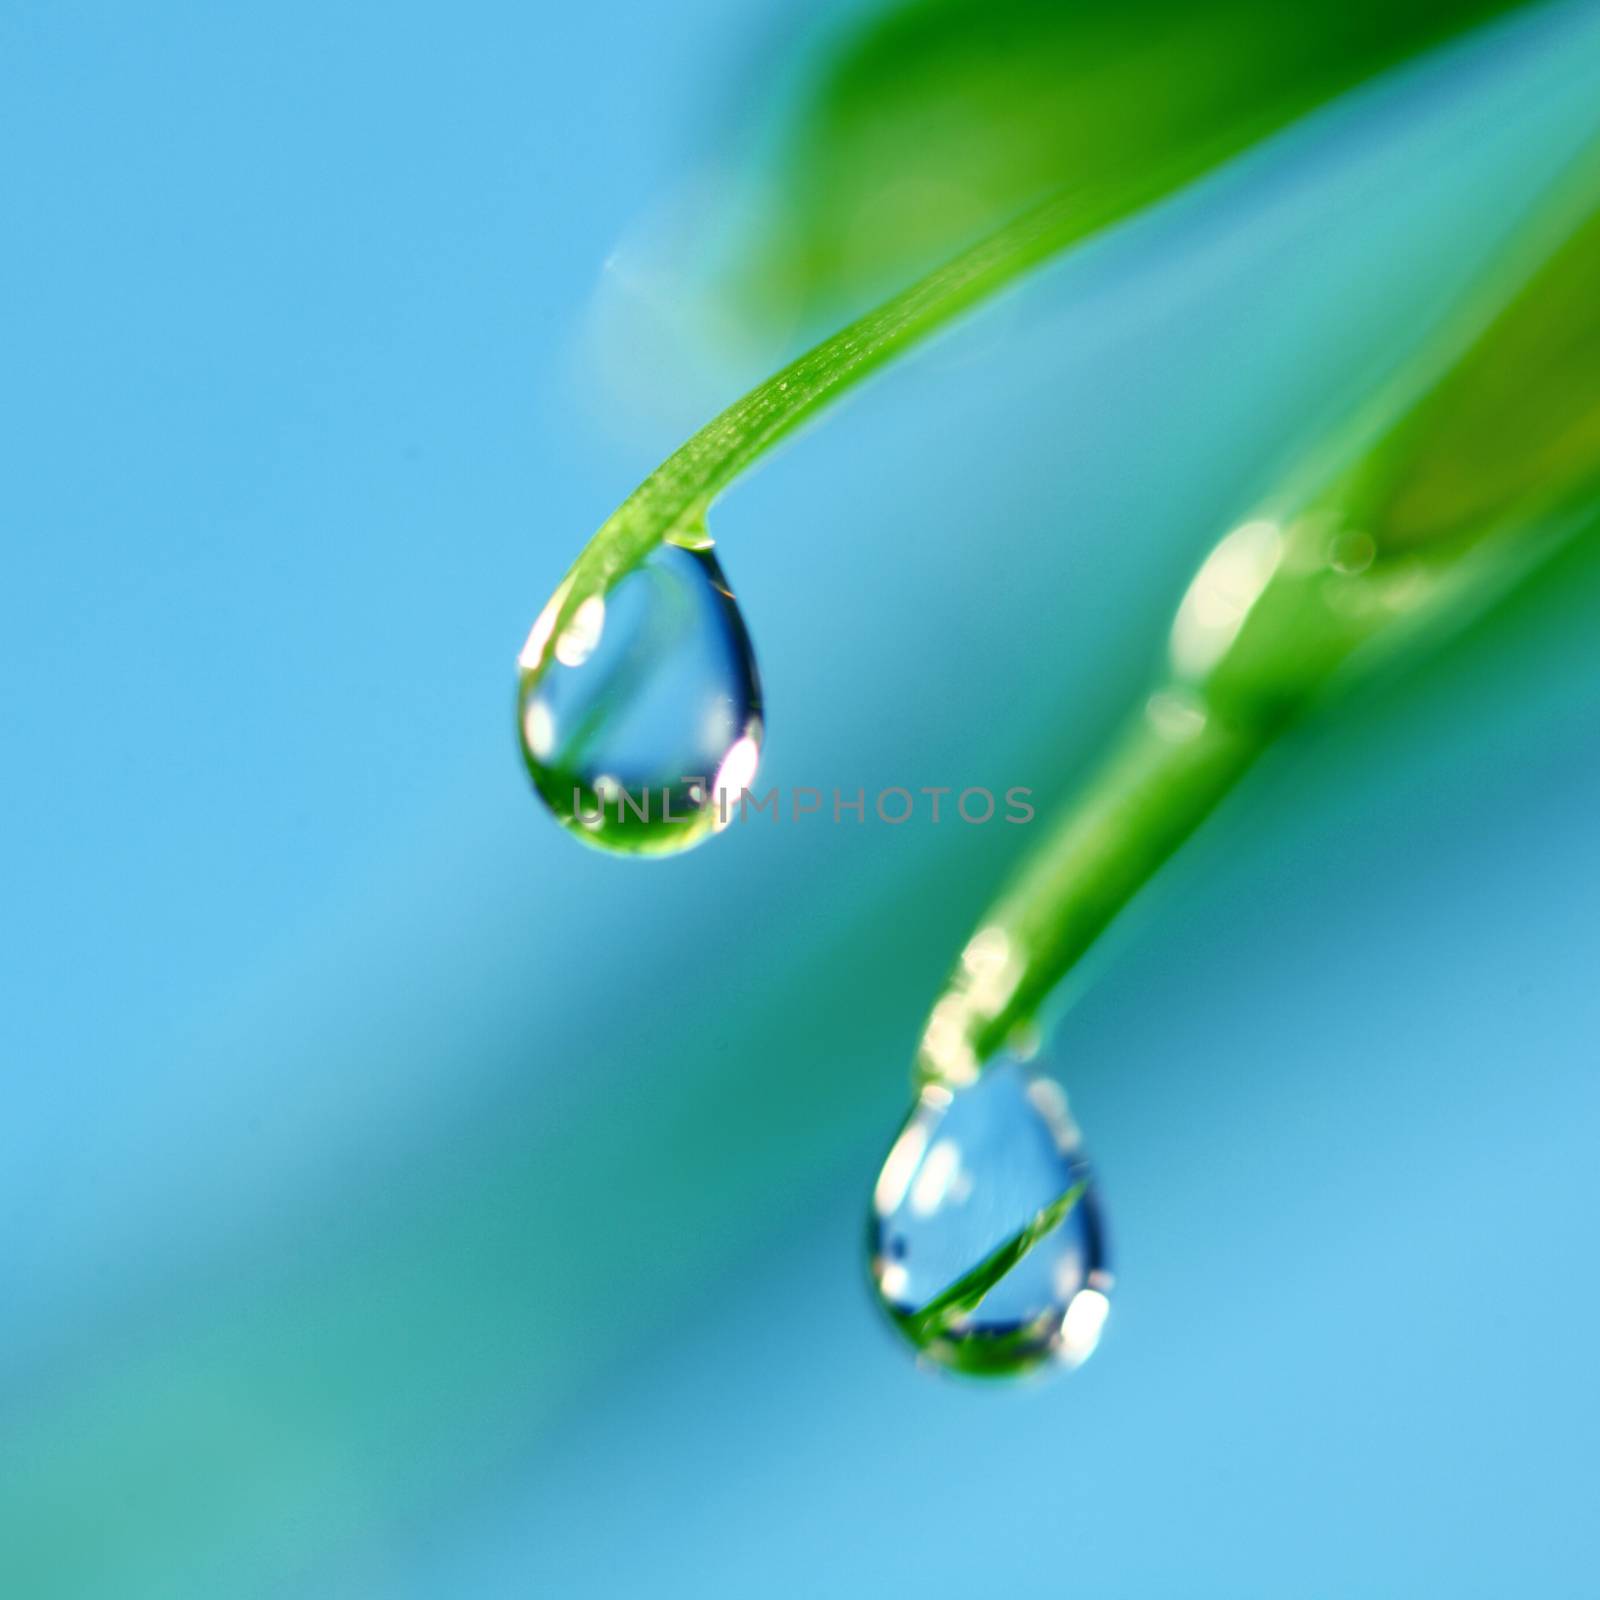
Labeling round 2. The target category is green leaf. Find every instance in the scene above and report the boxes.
[748,0,1533,317]
[917,150,1600,1078]
[522,1,1543,681]
[1343,197,1600,552]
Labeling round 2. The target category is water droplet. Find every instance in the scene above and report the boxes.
[868,1057,1111,1377]
[518,542,763,854]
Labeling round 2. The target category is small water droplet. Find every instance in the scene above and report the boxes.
[1328,526,1377,576]
[518,543,763,854]
[868,1056,1111,1377]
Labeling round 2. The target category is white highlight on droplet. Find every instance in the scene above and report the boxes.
[554,595,606,667]
[711,734,761,830]
[522,700,555,761]
[873,1113,934,1215]
[909,1138,972,1217]
[1059,1287,1110,1365]
[518,581,571,671]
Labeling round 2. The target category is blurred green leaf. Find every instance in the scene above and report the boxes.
[530,0,1557,687]
[749,0,1530,317]
[1347,196,1600,550]
[933,149,1600,1071]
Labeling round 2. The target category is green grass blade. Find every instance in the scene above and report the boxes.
[747,0,1534,315]
[918,149,1600,1083]
[524,2,1545,662]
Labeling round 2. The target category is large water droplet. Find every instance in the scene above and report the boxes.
[517,542,763,854]
[868,1057,1111,1377]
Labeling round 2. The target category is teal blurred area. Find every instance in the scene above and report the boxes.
[3,2,1600,1594]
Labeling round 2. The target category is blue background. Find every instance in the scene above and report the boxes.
[4,1,1600,1594]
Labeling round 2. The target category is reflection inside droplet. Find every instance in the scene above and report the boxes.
[868,1057,1111,1377]
[518,543,763,854]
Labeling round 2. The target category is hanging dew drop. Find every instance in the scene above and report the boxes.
[869,1056,1111,1377]
[517,541,764,855]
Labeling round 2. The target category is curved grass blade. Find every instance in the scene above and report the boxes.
[916,146,1600,1084]
[524,1,1545,663]
[747,0,1534,316]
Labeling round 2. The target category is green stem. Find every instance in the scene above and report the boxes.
[532,175,1177,652]
[525,0,1552,659]
[919,143,1600,1088]
[918,697,1267,1085]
